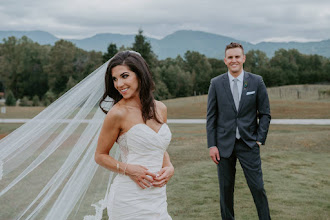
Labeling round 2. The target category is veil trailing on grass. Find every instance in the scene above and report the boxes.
[0,60,119,219]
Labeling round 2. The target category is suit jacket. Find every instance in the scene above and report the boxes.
[206,71,271,158]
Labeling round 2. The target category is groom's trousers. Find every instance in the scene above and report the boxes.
[217,138,271,220]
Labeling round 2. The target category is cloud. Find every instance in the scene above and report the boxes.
[0,0,329,42]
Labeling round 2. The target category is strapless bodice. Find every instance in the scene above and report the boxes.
[116,123,171,173]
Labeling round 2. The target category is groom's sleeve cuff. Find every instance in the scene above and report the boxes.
[209,146,217,149]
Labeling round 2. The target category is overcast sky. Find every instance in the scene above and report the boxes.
[0,0,329,43]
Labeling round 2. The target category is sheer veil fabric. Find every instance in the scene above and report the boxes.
[0,60,120,219]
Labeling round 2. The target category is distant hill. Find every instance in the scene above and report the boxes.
[150,30,253,59]
[0,30,58,45]
[1,30,329,59]
[70,33,136,52]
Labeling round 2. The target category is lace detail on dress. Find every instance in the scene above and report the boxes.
[83,199,107,220]
[117,134,129,163]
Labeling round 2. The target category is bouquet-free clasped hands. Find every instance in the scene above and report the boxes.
[123,164,174,189]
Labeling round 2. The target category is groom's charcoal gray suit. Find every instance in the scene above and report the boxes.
[206,71,271,220]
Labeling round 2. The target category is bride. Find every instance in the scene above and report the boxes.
[0,51,173,220]
[95,50,174,219]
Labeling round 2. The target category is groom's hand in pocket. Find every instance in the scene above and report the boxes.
[209,147,220,164]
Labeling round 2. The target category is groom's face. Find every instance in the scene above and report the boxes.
[224,48,246,76]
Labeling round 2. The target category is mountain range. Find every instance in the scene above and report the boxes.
[1,30,329,59]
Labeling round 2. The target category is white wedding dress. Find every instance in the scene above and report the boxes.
[107,123,172,220]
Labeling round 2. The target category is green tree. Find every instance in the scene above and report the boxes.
[154,80,171,100]
[244,50,269,73]
[208,58,227,79]
[157,57,193,98]
[17,37,49,99]
[132,29,157,68]
[0,36,21,98]
[0,81,4,92]
[74,49,103,81]
[244,50,272,86]
[65,76,77,92]
[103,43,118,62]
[299,54,324,83]
[184,51,212,95]
[323,60,330,82]
[152,69,171,100]
[0,36,49,99]
[5,90,16,106]
[46,40,77,95]
[269,49,299,85]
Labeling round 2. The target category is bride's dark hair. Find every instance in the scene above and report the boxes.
[99,51,161,123]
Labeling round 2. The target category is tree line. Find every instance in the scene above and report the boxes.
[1,30,329,106]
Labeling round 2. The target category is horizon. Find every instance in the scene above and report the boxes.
[0,29,328,45]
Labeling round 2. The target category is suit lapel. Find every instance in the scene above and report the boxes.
[238,71,250,114]
[222,74,237,113]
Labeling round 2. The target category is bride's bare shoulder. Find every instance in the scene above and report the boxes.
[104,102,128,124]
[154,100,167,111]
[154,100,167,122]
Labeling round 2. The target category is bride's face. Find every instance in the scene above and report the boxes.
[111,65,140,99]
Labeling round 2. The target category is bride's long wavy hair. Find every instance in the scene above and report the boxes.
[99,51,161,123]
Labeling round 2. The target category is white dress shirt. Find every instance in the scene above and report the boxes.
[228,70,244,102]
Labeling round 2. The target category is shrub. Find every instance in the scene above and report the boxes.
[32,95,40,106]
[5,90,16,106]
[43,91,56,106]
[19,96,31,106]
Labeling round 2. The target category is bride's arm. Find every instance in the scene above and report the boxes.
[163,151,173,168]
[153,101,175,187]
[95,106,126,173]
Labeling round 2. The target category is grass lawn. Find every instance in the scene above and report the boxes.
[163,84,330,119]
[0,84,329,219]
[0,106,45,119]
[166,124,330,220]
[2,96,328,120]
[1,124,329,219]
[1,85,329,120]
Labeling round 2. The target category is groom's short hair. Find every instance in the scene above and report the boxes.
[225,42,244,54]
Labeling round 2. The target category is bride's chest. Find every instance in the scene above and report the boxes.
[117,124,172,154]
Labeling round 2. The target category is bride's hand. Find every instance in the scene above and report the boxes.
[153,166,174,187]
[125,164,157,189]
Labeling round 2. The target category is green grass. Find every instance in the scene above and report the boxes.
[1,85,329,120]
[1,84,329,219]
[163,84,330,119]
[0,124,329,219]
[166,124,330,220]
[0,106,45,119]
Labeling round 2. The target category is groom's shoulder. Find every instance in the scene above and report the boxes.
[210,72,227,83]
[245,71,262,80]
[245,72,265,86]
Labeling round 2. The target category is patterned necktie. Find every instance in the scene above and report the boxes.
[233,78,240,139]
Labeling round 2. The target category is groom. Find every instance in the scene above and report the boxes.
[206,42,271,220]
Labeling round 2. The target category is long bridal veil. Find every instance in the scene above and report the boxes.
[0,60,119,219]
